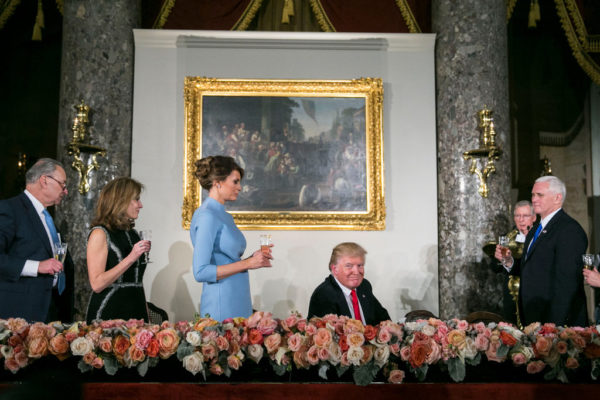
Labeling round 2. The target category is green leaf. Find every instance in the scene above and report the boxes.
[272,361,287,376]
[591,359,600,380]
[103,357,119,376]
[448,357,466,382]
[412,364,429,381]
[148,357,159,368]
[466,352,481,366]
[137,358,149,377]
[224,366,231,378]
[77,359,92,374]
[335,364,350,378]
[496,344,509,358]
[318,364,330,380]
[352,362,379,386]
[176,342,194,361]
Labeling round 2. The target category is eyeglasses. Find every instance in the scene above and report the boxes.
[514,214,533,219]
[45,175,68,191]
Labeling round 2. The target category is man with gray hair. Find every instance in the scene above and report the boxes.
[498,176,588,326]
[0,158,73,322]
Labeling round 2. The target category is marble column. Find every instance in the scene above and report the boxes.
[433,1,512,319]
[56,0,140,320]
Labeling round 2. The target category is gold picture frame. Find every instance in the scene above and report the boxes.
[183,77,385,230]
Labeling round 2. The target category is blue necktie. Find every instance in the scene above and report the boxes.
[527,224,543,256]
[42,209,66,295]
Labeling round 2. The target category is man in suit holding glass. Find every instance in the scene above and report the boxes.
[308,242,390,325]
[0,158,73,322]
[497,176,588,326]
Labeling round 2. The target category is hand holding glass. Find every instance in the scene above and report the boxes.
[139,230,152,263]
[582,254,594,270]
[53,242,67,276]
[260,234,272,256]
[498,236,510,266]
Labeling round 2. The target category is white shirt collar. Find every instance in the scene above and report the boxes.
[540,207,561,228]
[332,275,353,296]
[24,189,45,214]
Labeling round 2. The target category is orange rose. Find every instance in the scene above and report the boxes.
[128,345,146,363]
[227,354,242,370]
[264,333,282,354]
[361,345,374,364]
[565,357,579,369]
[248,329,264,345]
[27,337,48,359]
[48,334,69,358]
[113,335,130,357]
[447,329,466,350]
[534,336,552,357]
[146,339,160,358]
[500,331,518,347]
[98,337,113,353]
[156,328,180,359]
[293,347,310,369]
[409,341,431,368]
[364,325,377,341]
[343,319,365,335]
[313,328,333,348]
[346,332,365,348]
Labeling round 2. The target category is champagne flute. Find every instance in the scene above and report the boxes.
[139,230,152,263]
[498,236,510,267]
[53,242,68,277]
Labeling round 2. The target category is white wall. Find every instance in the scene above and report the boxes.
[131,30,438,322]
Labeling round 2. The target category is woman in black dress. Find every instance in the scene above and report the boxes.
[85,177,151,323]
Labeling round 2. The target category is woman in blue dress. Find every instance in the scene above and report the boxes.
[190,155,273,321]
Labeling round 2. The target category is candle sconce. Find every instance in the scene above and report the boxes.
[462,107,503,198]
[66,100,107,194]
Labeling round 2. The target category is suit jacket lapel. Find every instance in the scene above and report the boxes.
[19,193,53,257]
[328,275,352,317]
[524,210,562,263]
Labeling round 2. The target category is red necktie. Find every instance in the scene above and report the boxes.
[351,289,362,322]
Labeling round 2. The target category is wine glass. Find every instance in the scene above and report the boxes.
[582,254,594,270]
[498,236,510,266]
[139,230,152,263]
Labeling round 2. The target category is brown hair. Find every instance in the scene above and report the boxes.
[194,155,244,190]
[91,177,144,230]
[329,242,367,270]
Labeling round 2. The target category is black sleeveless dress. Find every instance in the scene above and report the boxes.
[85,226,149,323]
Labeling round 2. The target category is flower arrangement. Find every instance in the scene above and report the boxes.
[1,313,599,385]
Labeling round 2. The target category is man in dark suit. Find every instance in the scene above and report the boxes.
[0,158,74,322]
[496,176,588,326]
[308,242,390,325]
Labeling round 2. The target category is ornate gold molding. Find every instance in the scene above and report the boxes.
[153,0,176,29]
[232,0,263,31]
[395,0,421,33]
[308,0,335,32]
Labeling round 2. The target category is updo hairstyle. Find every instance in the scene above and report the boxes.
[194,155,244,191]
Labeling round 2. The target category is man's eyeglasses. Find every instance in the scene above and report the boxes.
[514,214,533,219]
[45,175,68,191]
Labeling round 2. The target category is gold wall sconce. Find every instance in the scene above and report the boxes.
[462,107,503,198]
[66,100,107,194]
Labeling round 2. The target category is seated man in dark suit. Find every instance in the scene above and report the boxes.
[0,158,74,322]
[308,242,390,325]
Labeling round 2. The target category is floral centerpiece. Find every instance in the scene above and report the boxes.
[1,313,599,385]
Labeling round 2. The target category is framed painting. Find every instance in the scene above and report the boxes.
[182,77,385,230]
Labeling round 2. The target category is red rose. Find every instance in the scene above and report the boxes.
[364,325,377,341]
[146,339,160,358]
[248,329,264,345]
[500,331,517,347]
[113,335,130,357]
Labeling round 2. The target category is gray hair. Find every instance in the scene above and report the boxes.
[535,175,566,203]
[25,158,64,184]
[514,200,534,216]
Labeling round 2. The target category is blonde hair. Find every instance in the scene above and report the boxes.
[329,242,367,270]
[91,177,143,230]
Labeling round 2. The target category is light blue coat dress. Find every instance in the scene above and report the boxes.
[190,197,252,321]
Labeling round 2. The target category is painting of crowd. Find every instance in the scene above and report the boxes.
[201,96,368,212]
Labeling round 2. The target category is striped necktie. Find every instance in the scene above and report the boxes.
[42,209,66,295]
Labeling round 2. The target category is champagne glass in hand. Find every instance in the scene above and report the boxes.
[498,236,510,267]
[53,242,68,277]
[139,230,152,263]
[582,254,594,270]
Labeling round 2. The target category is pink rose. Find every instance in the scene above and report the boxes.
[400,345,411,361]
[284,314,299,329]
[134,329,154,350]
[534,336,552,357]
[565,357,579,369]
[389,343,401,356]
[387,369,405,384]
[425,341,441,364]
[305,323,318,336]
[526,360,546,374]
[474,333,489,351]
[5,357,20,373]
[7,318,29,336]
[156,328,180,359]
[83,351,97,365]
[202,330,218,343]
[245,311,264,328]
[306,345,320,365]
[296,319,307,332]
[201,343,218,360]
[264,333,282,354]
[455,320,469,330]
[128,345,146,363]
[98,337,113,353]
[227,354,242,370]
[313,328,333,348]
[376,327,392,344]
[215,335,229,351]
[486,341,506,363]
[318,347,330,361]
[293,348,310,369]
[556,340,568,354]
[91,357,104,369]
[48,334,69,358]
[175,321,191,335]
[287,333,304,352]
[511,352,527,365]
[209,360,224,375]
[361,345,374,364]
[125,319,144,329]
